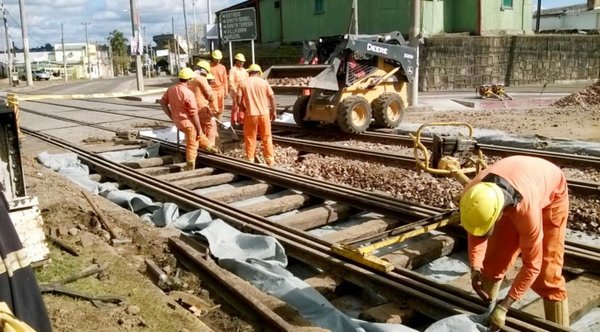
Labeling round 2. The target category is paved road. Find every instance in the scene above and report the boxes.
[1,75,592,112]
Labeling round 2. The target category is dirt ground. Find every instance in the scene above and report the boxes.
[18,83,600,331]
[23,156,257,332]
[405,105,600,142]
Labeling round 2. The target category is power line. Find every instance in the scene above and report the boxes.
[5,8,47,47]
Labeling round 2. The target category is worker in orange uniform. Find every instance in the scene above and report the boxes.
[459,155,569,331]
[237,64,276,166]
[209,50,228,121]
[189,60,217,146]
[228,53,248,127]
[160,68,217,171]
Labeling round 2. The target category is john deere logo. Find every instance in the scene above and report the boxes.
[366,43,388,55]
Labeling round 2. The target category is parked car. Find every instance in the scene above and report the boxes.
[33,70,51,80]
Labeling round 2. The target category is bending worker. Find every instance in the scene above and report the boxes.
[459,155,569,330]
[189,60,217,147]
[229,53,249,127]
[209,50,228,121]
[160,68,217,171]
[237,64,276,166]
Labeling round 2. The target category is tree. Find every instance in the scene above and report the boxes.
[107,30,129,76]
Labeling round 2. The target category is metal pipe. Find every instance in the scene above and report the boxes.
[536,0,542,33]
[352,0,358,35]
[408,0,420,106]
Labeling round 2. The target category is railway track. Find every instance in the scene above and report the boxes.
[23,127,575,332]
[20,103,600,198]
[271,122,600,169]
[17,100,600,329]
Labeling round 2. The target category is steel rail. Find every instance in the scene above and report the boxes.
[23,128,563,332]
[271,123,600,169]
[25,100,168,124]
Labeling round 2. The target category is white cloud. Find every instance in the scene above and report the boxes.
[3,0,240,48]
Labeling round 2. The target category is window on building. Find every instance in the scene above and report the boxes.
[502,0,513,8]
[315,0,325,14]
[274,0,280,9]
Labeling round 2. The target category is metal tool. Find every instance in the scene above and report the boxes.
[212,117,239,141]
[410,122,487,185]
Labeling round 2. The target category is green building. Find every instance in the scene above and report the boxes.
[217,0,533,43]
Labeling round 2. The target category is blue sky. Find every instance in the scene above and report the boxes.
[0,0,588,49]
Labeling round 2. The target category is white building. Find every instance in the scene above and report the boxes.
[0,42,112,81]
[535,0,600,31]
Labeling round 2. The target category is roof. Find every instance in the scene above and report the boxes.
[535,4,592,17]
[215,0,256,16]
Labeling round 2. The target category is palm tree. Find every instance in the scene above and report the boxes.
[108,30,129,75]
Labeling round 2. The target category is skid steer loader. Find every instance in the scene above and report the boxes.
[264,32,417,134]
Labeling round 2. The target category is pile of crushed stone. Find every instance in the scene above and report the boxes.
[553,81,600,107]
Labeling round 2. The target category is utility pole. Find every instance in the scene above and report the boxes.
[207,0,212,51]
[81,22,91,80]
[2,1,12,85]
[61,23,67,82]
[172,16,180,74]
[182,0,192,66]
[130,0,144,91]
[207,0,211,23]
[192,0,197,50]
[352,0,358,35]
[144,26,151,78]
[408,0,420,107]
[17,0,32,86]
[108,43,114,78]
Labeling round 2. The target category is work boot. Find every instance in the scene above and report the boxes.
[482,277,502,302]
[543,298,569,327]
[183,160,195,171]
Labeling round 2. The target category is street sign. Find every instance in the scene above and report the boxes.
[219,8,257,42]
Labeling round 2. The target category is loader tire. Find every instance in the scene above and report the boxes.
[293,96,318,128]
[337,95,372,134]
[372,93,404,128]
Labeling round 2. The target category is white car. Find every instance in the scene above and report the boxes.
[32,70,51,80]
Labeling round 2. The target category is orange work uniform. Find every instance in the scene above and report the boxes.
[160,82,211,162]
[464,156,568,302]
[209,63,228,120]
[229,65,249,126]
[238,76,275,166]
[188,75,218,146]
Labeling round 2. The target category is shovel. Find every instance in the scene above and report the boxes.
[212,117,239,141]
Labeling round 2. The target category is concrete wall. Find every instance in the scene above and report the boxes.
[538,10,600,31]
[420,35,600,90]
[482,0,533,34]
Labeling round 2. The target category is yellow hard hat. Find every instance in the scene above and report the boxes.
[178,67,195,80]
[234,53,246,62]
[459,182,505,236]
[196,60,211,73]
[247,64,262,73]
[206,73,215,80]
[211,50,223,60]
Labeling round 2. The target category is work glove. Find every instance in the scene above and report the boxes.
[489,303,508,331]
[471,268,491,302]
